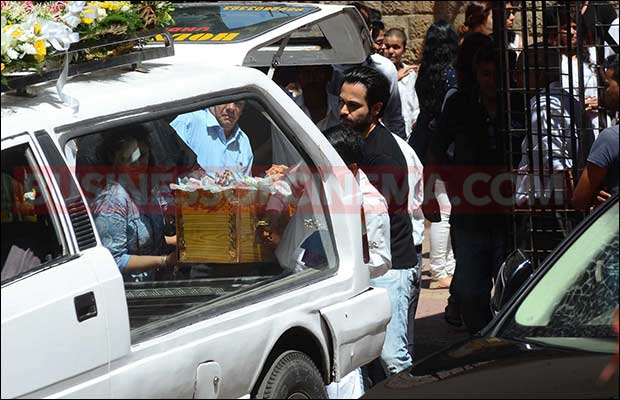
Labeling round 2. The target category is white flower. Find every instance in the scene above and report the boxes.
[97,8,107,22]
[66,1,87,13]
[21,42,37,55]
[6,47,20,60]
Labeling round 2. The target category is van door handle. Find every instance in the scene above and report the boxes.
[74,292,98,322]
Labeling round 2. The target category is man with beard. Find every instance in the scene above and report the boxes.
[339,66,419,378]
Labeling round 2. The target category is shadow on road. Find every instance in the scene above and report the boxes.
[414,312,469,361]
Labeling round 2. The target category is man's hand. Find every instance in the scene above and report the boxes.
[585,96,599,113]
[595,190,612,207]
[266,165,289,181]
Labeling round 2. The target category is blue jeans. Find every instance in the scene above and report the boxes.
[407,255,422,360]
[370,268,416,375]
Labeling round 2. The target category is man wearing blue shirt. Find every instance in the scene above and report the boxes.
[171,102,254,177]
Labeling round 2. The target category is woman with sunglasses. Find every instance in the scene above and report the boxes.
[505,1,523,56]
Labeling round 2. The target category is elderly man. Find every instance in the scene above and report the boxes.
[171,101,253,177]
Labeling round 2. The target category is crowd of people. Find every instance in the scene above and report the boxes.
[83,1,618,398]
[322,1,619,397]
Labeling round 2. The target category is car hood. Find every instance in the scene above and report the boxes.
[364,337,618,399]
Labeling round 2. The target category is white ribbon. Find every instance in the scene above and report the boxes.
[61,1,87,28]
[38,18,81,114]
[56,50,80,114]
[40,20,80,52]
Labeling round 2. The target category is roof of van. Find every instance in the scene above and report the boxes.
[0,58,268,140]
[169,3,369,67]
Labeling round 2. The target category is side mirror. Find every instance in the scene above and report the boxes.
[492,249,533,316]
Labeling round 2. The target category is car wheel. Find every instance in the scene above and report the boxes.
[256,350,327,399]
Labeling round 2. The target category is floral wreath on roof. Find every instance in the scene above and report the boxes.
[1,1,174,85]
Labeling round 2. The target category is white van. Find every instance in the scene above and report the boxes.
[0,4,391,399]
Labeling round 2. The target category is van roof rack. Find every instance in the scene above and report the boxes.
[1,28,174,94]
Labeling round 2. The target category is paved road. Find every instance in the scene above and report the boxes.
[413,225,469,361]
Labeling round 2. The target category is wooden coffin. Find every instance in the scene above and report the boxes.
[175,188,276,264]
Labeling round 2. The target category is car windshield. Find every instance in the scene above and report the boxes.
[500,201,619,353]
[169,3,319,43]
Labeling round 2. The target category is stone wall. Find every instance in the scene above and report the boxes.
[315,1,618,64]
[317,1,471,63]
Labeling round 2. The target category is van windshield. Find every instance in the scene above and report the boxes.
[170,3,319,43]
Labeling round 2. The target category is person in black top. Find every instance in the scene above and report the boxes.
[431,40,512,335]
[339,66,419,377]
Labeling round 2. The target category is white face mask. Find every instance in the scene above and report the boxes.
[116,140,141,166]
[129,146,142,164]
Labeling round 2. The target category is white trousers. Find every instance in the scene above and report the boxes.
[326,369,364,399]
[429,179,456,280]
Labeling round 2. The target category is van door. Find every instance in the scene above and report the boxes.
[1,133,112,398]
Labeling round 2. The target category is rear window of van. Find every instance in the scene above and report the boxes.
[169,3,319,43]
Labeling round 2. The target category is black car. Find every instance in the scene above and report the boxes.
[365,196,619,399]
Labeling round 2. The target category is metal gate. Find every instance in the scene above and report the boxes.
[493,1,618,267]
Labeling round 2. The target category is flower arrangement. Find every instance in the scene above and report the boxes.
[1,1,174,85]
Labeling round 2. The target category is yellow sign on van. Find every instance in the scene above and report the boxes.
[156,32,240,42]
[222,6,306,12]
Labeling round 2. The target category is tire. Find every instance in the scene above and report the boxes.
[256,350,328,399]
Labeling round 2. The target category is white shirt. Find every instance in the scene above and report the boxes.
[398,63,421,141]
[508,33,523,56]
[561,53,609,138]
[515,82,582,206]
[294,91,341,131]
[392,133,424,247]
[357,169,392,279]
[606,18,619,59]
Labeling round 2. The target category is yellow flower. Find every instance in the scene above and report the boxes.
[34,39,47,62]
[12,28,23,38]
[82,17,94,25]
[100,2,120,11]
[34,23,42,36]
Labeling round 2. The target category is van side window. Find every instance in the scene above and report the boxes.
[67,98,336,341]
[1,144,66,283]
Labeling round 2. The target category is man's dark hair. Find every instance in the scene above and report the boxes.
[604,54,620,81]
[343,66,390,118]
[323,125,363,166]
[371,20,385,41]
[350,2,381,27]
[384,27,408,47]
